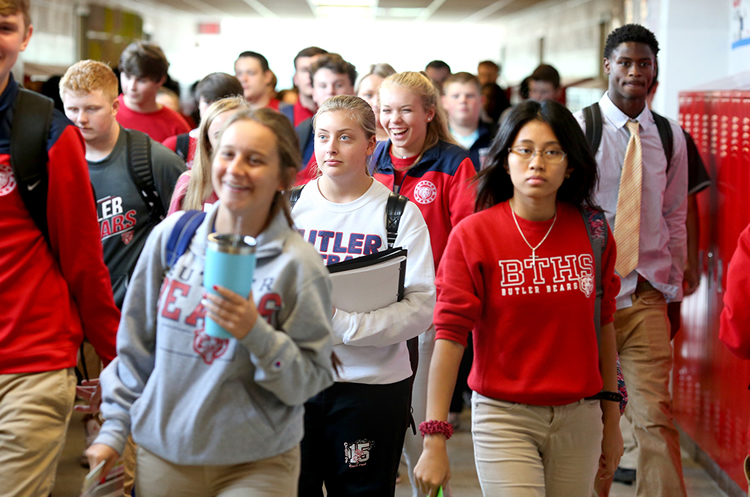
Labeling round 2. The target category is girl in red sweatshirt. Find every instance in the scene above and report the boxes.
[375,71,477,495]
[414,100,623,497]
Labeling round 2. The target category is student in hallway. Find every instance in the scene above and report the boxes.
[234,51,280,111]
[86,108,335,497]
[574,23,689,497]
[116,42,191,142]
[415,99,622,497]
[0,3,119,495]
[442,72,496,171]
[279,46,328,126]
[293,95,435,497]
[375,71,476,497]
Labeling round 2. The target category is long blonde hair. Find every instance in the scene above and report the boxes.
[380,71,456,166]
[183,96,248,211]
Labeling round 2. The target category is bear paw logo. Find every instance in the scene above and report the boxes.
[413,180,437,204]
[121,231,134,245]
[193,329,229,364]
[0,164,17,197]
[579,273,594,298]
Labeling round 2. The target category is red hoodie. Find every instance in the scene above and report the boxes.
[0,78,119,373]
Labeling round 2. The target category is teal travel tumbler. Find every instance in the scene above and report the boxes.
[204,233,257,339]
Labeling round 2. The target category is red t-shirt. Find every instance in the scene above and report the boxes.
[162,132,198,168]
[116,95,191,143]
[267,98,281,111]
[435,201,620,406]
[167,171,219,216]
[292,100,314,127]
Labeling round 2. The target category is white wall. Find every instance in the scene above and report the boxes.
[170,17,508,91]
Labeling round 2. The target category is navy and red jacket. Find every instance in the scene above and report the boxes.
[374,140,477,270]
[0,75,119,374]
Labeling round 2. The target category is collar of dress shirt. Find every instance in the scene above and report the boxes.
[600,92,654,132]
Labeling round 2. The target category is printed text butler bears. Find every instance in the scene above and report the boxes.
[499,253,596,298]
[297,229,383,264]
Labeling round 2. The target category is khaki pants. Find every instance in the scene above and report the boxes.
[615,290,686,497]
[471,393,603,497]
[0,369,77,497]
[135,445,301,497]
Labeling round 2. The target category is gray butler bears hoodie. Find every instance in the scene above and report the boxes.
[95,203,335,465]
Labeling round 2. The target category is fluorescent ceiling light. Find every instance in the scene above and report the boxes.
[376,7,422,17]
[309,0,375,6]
[314,5,372,17]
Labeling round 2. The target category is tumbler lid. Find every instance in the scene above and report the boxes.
[207,233,257,255]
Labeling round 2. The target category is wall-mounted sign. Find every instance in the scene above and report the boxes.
[732,0,750,49]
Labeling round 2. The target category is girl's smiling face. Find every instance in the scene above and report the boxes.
[379,84,434,158]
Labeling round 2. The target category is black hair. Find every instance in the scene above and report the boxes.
[236,51,270,72]
[519,76,530,100]
[603,24,660,60]
[294,46,328,69]
[530,64,560,88]
[425,60,451,72]
[196,72,244,104]
[475,100,599,212]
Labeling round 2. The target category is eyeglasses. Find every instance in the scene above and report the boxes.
[508,146,567,164]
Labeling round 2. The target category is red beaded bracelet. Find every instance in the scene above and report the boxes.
[419,420,454,440]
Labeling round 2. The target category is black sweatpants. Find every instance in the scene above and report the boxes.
[298,378,411,497]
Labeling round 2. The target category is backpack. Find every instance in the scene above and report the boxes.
[579,204,628,413]
[175,132,191,161]
[582,102,673,170]
[10,88,166,243]
[289,185,409,250]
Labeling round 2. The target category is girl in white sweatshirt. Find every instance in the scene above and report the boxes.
[292,95,436,497]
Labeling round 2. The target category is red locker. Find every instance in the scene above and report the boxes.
[675,80,750,490]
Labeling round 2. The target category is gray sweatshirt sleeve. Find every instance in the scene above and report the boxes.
[239,260,335,406]
[95,215,176,454]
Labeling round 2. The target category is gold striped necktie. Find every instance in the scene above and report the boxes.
[614,120,642,277]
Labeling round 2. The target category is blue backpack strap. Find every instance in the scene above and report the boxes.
[369,141,388,175]
[279,103,295,124]
[166,210,206,269]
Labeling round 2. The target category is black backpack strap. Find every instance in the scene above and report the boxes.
[175,133,191,161]
[10,89,54,244]
[582,102,603,157]
[289,185,305,210]
[651,111,674,172]
[385,193,408,249]
[579,205,607,348]
[126,130,165,223]
[296,119,313,152]
[165,210,206,269]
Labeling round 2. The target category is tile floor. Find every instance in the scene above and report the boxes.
[54,409,730,497]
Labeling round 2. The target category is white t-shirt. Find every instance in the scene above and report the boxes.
[292,178,436,384]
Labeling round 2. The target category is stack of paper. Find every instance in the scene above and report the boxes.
[327,247,408,313]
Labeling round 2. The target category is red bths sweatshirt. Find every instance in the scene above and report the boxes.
[435,201,620,406]
[374,140,476,270]
[0,78,119,373]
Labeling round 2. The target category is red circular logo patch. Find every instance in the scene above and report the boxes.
[0,164,16,197]
[413,180,437,204]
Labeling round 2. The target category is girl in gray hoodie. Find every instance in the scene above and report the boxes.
[87,108,335,497]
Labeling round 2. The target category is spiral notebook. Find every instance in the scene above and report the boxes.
[327,247,408,313]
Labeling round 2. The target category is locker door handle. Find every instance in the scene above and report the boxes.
[717,257,724,294]
[707,251,714,289]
